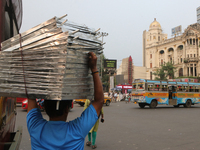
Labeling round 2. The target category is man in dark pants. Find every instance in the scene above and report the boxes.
[26,52,104,150]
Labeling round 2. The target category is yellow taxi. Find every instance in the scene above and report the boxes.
[74,97,111,106]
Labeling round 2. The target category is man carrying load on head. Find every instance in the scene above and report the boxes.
[26,52,104,150]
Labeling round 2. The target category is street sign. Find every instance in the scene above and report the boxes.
[104,59,117,69]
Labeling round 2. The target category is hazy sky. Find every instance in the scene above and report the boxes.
[20,0,200,68]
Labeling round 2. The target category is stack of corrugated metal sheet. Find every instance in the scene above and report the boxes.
[0,15,103,100]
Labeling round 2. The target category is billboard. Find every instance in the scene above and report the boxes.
[172,25,182,35]
[104,59,117,69]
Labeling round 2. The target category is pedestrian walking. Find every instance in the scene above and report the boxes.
[84,99,104,149]
[114,92,117,102]
[128,93,131,103]
[117,93,120,102]
[111,92,114,102]
[125,93,130,103]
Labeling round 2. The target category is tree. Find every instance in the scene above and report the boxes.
[99,54,106,77]
[163,62,177,79]
[102,74,109,91]
[153,62,176,80]
[153,67,166,80]
[99,54,110,92]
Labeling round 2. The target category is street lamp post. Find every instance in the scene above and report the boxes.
[98,32,108,78]
[100,32,108,43]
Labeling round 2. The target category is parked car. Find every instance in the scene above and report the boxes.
[16,97,27,104]
[21,99,28,110]
[22,99,73,110]
[22,99,44,110]
[74,97,111,106]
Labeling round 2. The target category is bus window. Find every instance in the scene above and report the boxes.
[161,85,167,91]
[177,85,182,92]
[132,84,136,91]
[189,86,195,92]
[189,86,192,92]
[195,86,200,92]
[182,86,188,92]
[137,83,144,90]
[148,84,154,91]
[154,84,161,91]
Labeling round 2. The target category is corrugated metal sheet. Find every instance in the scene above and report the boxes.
[0,15,103,100]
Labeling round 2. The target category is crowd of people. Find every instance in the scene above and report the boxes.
[108,92,131,103]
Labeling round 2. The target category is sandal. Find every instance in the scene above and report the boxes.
[92,145,97,149]
[86,141,91,146]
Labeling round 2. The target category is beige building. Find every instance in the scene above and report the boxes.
[134,66,146,79]
[117,57,146,83]
[117,56,133,84]
[143,18,200,79]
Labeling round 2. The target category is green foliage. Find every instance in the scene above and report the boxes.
[100,54,110,92]
[100,54,105,76]
[153,68,166,80]
[102,74,109,91]
[153,62,177,80]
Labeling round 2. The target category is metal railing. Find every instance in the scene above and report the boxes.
[184,58,199,63]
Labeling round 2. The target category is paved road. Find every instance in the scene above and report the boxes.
[16,102,200,150]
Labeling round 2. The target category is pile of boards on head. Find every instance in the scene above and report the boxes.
[0,14,103,100]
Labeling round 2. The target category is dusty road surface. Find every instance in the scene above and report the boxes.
[16,102,200,150]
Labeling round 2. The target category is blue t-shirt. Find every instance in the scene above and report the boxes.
[27,104,98,150]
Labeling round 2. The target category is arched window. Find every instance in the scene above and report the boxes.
[177,45,183,50]
[179,68,183,77]
[160,50,164,54]
[168,48,174,52]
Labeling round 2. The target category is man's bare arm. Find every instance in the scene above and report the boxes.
[88,52,104,116]
[27,99,37,113]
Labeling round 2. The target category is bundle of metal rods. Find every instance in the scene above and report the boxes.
[0,15,103,100]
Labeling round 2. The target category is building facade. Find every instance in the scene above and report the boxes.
[143,18,200,79]
[115,74,125,85]
[134,66,146,79]
[117,56,133,84]
[197,6,200,24]
[117,56,147,84]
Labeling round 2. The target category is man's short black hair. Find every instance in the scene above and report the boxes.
[44,100,72,118]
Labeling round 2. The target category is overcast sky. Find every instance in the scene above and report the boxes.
[20,0,200,68]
